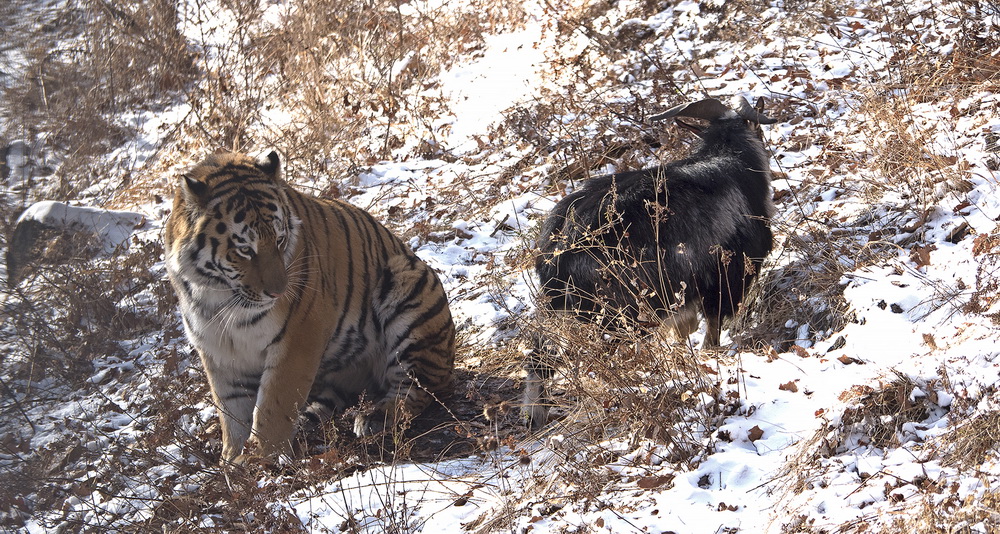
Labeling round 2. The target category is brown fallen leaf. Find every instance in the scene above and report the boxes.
[748,425,764,442]
[453,490,473,506]
[637,474,675,489]
[910,243,936,267]
[973,234,1000,256]
[699,363,719,375]
[779,381,799,393]
[838,354,863,365]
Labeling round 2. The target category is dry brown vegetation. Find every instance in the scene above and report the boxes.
[1,0,196,201]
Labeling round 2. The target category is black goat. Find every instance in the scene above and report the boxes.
[524,96,778,428]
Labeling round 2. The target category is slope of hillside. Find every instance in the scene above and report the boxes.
[2,0,999,532]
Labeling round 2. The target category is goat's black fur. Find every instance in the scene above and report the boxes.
[524,96,777,429]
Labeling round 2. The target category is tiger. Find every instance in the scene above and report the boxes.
[164,151,456,463]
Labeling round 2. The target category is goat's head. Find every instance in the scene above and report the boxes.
[650,96,777,139]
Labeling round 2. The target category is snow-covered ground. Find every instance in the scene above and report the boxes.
[2,0,1000,532]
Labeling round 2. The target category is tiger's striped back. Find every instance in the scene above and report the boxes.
[164,151,455,462]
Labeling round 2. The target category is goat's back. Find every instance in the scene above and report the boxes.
[535,138,773,326]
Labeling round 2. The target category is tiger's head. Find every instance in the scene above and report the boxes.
[166,151,300,313]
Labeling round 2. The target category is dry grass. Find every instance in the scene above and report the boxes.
[1,0,196,200]
[942,409,1000,469]
[838,374,937,449]
[964,232,1000,324]
[178,0,529,174]
[0,237,173,530]
[880,475,1000,534]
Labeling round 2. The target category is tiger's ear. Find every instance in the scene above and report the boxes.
[180,174,210,207]
[258,151,280,177]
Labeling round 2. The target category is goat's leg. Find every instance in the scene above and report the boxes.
[664,306,700,342]
[703,314,722,347]
[522,331,560,429]
[701,297,724,348]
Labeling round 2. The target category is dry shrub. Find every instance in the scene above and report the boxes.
[488,0,703,189]
[1,0,196,199]
[2,237,169,386]
[772,376,953,533]
[964,232,1000,324]
[179,0,528,177]
[0,235,173,531]
[0,3,193,523]
[779,373,947,502]
[499,94,681,191]
[1,0,531,203]
[846,2,997,213]
[854,92,975,212]
[519,270,738,471]
[881,1,1000,93]
[543,0,664,58]
[731,222,893,351]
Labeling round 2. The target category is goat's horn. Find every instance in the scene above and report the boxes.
[648,98,731,122]
[731,96,778,125]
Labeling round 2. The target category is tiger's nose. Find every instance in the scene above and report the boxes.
[264,289,284,299]
[263,277,287,299]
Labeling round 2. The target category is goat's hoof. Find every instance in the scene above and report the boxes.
[523,405,550,430]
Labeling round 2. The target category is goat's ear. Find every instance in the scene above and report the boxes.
[674,118,706,137]
[751,98,767,139]
[180,174,210,208]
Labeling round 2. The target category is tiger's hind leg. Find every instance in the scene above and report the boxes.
[351,368,436,438]
[356,254,456,437]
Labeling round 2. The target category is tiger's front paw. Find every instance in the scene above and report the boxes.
[354,407,417,438]
[352,413,386,437]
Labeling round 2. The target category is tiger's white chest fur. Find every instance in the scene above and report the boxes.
[182,297,282,367]
[170,259,284,372]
